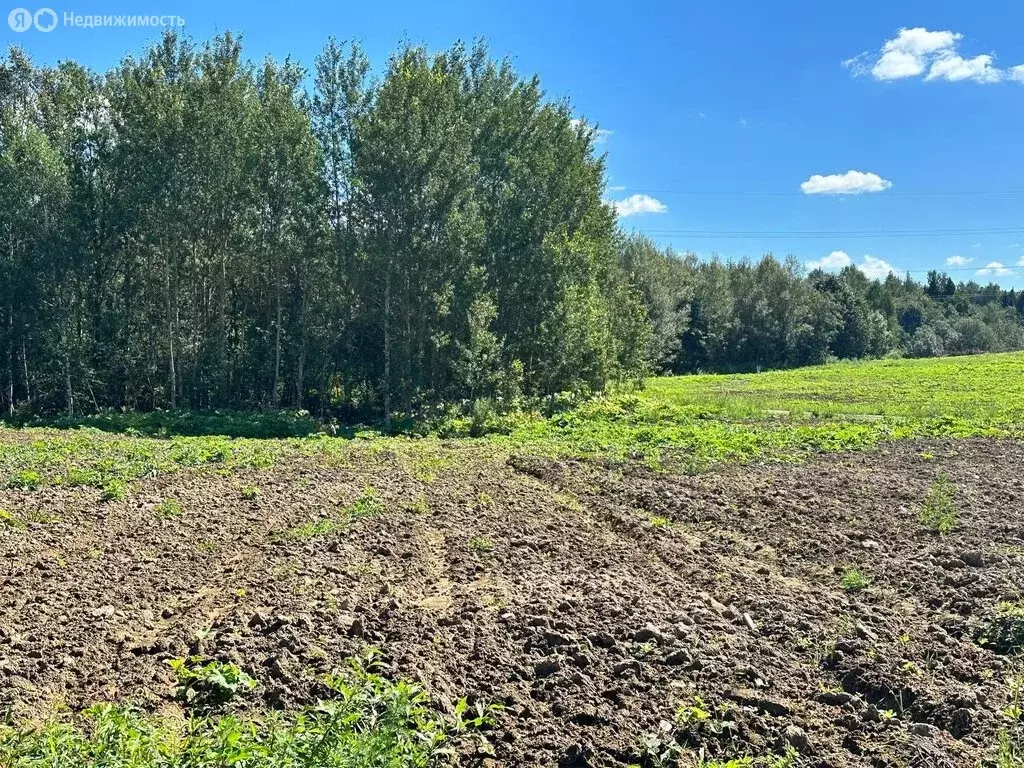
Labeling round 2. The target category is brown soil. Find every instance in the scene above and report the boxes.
[2,438,1024,767]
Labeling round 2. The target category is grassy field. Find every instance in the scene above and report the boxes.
[3,352,1024,767]
[2,352,1023,492]
[506,351,1024,470]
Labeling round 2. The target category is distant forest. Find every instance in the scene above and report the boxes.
[2,33,1023,420]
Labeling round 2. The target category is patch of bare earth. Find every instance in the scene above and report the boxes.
[2,438,1023,767]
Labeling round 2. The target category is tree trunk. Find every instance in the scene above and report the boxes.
[21,338,30,406]
[5,306,13,416]
[166,259,177,410]
[64,352,74,418]
[383,267,391,429]
[273,286,282,407]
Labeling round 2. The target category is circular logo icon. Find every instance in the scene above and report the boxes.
[34,7,57,31]
[7,7,33,31]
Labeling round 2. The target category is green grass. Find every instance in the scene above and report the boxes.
[0,650,496,767]
[501,352,1024,470]
[468,536,495,553]
[278,488,386,541]
[3,353,1024,490]
[978,601,1024,655]
[343,487,385,519]
[156,497,183,519]
[281,516,346,541]
[841,568,870,592]
[0,508,25,530]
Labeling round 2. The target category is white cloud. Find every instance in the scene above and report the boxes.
[807,251,898,280]
[800,170,892,195]
[611,194,668,217]
[946,255,971,266]
[927,53,1001,83]
[977,261,1012,277]
[1018,255,1024,267]
[872,28,961,80]
[858,255,898,280]
[807,251,853,271]
[738,118,748,128]
[607,185,626,192]
[971,243,983,249]
[570,119,612,145]
[847,27,1023,85]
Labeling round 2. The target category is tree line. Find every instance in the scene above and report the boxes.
[2,33,1023,421]
[623,236,1024,374]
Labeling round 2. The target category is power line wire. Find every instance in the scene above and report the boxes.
[610,188,1024,198]
[636,227,1024,240]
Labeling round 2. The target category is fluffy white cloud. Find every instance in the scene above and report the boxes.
[570,119,612,145]
[977,261,1012,277]
[806,251,898,280]
[1018,255,1024,267]
[611,194,667,217]
[846,27,1023,85]
[800,170,892,195]
[858,255,898,280]
[927,54,1001,83]
[876,28,959,80]
[807,251,853,271]
[946,255,971,266]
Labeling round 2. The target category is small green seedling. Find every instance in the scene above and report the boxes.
[241,485,260,500]
[0,509,25,530]
[156,498,182,519]
[343,487,384,519]
[101,479,127,501]
[920,473,957,534]
[841,568,869,591]
[469,536,494,553]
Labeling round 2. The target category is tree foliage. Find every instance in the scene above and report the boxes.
[3,34,1022,422]
[0,35,646,419]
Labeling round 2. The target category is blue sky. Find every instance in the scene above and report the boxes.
[5,0,1024,287]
